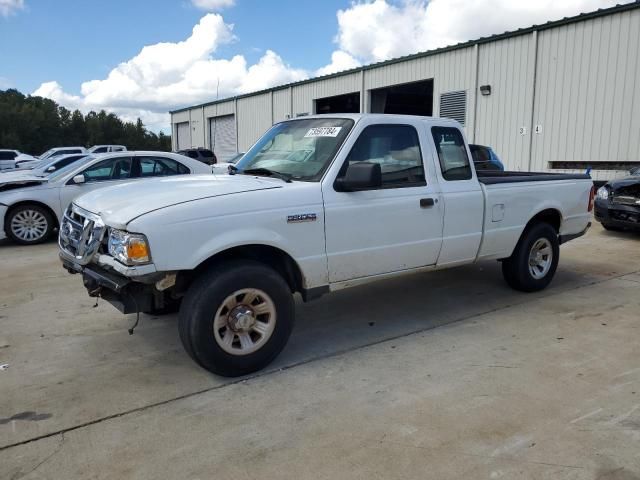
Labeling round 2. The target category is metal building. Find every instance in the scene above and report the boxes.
[170,2,640,181]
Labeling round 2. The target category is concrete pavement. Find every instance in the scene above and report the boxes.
[1,223,639,479]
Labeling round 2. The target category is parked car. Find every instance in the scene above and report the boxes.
[212,152,244,174]
[0,150,22,170]
[88,145,127,154]
[469,144,505,171]
[59,114,594,376]
[35,147,88,162]
[0,152,212,245]
[0,154,89,180]
[594,173,640,232]
[178,148,217,165]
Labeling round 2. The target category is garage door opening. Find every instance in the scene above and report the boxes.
[209,115,237,162]
[176,122,190,150]
[369,79,433,116]
[315,92,360,114]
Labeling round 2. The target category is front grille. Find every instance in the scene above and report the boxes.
[611,194,640,206]
[59,204,106,265]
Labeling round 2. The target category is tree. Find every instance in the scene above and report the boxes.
[0,88,171,154]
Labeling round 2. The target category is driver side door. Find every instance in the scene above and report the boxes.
[322,122,444,283]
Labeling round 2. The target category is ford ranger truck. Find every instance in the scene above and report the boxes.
[59,114,594,376]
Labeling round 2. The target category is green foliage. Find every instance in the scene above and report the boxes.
[0,89,171,155]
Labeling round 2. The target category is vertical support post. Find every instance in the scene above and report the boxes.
[472,43,480,143]
[289,86,293,118]
[360,69,366,113]
[527,30,539,172]
[234,98,239,153]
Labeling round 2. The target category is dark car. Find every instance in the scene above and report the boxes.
[594,172,640,232]
[469,144,505,171]
[177,148,217,165]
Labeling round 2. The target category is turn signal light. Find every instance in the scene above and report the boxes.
[588,185,595,212]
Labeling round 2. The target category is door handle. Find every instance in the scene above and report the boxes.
[420,198,436,208]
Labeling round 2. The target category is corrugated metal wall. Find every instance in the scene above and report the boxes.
[475,33,536,171]
[530,8,640,171]
[292,72,361,115]
[172,6,640,174]
[237,93,272,152]
[365,46,476,135]
[273,88,291,123]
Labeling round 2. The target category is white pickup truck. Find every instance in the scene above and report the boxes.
[59,114,594,376]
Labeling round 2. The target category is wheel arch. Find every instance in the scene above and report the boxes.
[525,208,562,233]
[182,243,308,299]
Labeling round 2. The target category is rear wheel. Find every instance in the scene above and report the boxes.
[178,260,294,376]
[501,222,559,292]
[5,204,54,245]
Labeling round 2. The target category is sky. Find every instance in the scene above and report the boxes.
[0,0,627,132]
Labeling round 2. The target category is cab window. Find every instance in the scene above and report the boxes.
[340,124,425,189]
[431,127,472,181]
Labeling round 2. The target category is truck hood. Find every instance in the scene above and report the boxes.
[0,172,47,191]
[74,174,283,228]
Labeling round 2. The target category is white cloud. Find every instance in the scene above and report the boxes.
[33,14,307,131]
[334,0,625,63]
[191,0,235,11]
[315,50,361,76]
[0,0,24,17]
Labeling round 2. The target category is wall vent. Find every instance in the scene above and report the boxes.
[439,90,466,126]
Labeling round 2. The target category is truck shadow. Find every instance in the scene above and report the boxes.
[266,259,590,372]
[137,258,593,377]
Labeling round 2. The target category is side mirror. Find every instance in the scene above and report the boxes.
[335,162,382,192]
[46,166,56,172]
[72,174,86,184]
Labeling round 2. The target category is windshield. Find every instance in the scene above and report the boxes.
[39,149,56,159]
[47,155,96,182]
[235,118,354,181]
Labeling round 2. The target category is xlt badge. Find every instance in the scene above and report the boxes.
[287,213,317,223]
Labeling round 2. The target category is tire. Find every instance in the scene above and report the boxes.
[178,260,295,377]
[5,204,55,245]
[501,222,560,292]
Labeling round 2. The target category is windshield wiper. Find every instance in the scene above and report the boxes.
[242,167,293,183]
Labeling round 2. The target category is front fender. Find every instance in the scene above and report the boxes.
[127,201,329,289]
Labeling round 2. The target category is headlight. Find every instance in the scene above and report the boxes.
[108,229,151,265]
[596,186,609,200]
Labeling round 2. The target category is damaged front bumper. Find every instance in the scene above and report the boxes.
[594,199,640,231]
[61,255,169,314]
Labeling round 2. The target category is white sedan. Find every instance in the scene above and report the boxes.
[0,151,212,245]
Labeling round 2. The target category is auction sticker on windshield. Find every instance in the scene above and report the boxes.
[304,127,342,138]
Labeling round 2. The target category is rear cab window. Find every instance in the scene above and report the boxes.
[431,127,472,181]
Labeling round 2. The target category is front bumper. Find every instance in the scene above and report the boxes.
[61,256,159,314]
[594,199,640,231]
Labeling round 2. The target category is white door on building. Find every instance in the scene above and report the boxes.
[176,122,190,150]
[209,115,237,162]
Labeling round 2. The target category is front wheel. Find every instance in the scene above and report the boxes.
[501,223,560,292]
[178,260,294,376]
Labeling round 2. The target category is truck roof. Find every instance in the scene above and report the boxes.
[282,113,462,127]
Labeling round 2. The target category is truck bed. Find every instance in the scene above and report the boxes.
[477,170,592,185]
